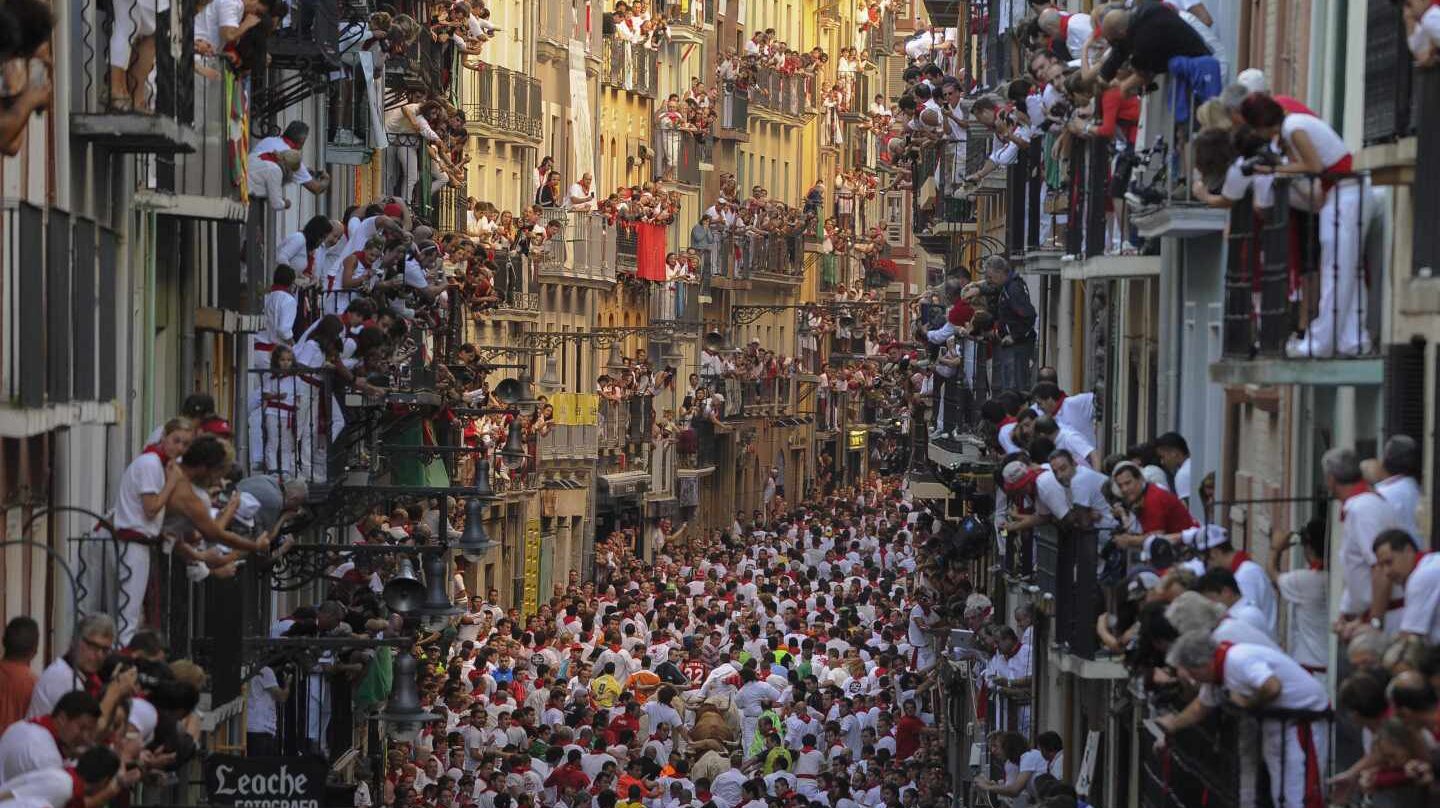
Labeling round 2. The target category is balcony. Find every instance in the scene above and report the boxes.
[654,128,708,187]
[539,423,601,461]
[716,89,750,141]
[462,65,544,144]
[743,233,807,286]
[750,67,812,122]
[533,210,619,288]
[265,1,344,71]
[1363,0,1420,147]
[0,202,123,417]
[648,283,702,331]
[864,12,896,58]
[1139,707,1265,808]
[1127,76,1230,239]
[664,0,717,39]
[602,40,659,98]
[1055,137,1161,281]
[1210,176,1384,386]
[70,1,202,153]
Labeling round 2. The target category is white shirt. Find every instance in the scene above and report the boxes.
[568,183,597,211]
[998,422,1021,454]
[258,288,297,347]
[1201,643,1329,713]
[1399,553,1440,643]
[0,766,79,807]
[1227,601,1272,638]
[1034,469,1069,520]
[250,134,314,184]
[1281,114,1350,171]
[710,769,747,808]
[0,721,62,785]
[1061,13,1093,61]
[1053,426,1096,467]
[194,0,244,47]
[276,231,309,273]
[1337,491,1401,617]
[246,666,281,734]
[1276,568,1328,669]
[1408,6,1440,60]
[1173,458,1193,505]
[1231,558,1278,633]
[247,156,288,210]
[1053,393,1097,450]
[112,450,167,538]
[1374,475,1421,538]
[1018,748,1063,781]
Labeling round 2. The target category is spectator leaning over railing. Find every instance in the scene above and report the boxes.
[1162,630,1331,808]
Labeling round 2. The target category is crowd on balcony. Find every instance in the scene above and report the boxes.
[916,311,1440,806]
[0,617,220,805]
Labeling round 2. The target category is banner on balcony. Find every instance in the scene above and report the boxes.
[204,755,327,808]
[633,221,668,281]
[551,392,598,426]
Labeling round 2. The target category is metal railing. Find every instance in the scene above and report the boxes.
[246,367,337,484]
[1221,174,1376,359]
[436,186,467,234]
[74,0,196,124]
[648,282,700,324]
[654,127,706,186]
[533,210,618,284]
[719,88,750,132]
[660,0,716,27]
[539,424,600,459]
[751,67,809,117]
[1139,706,1264,808]
[462,64,543,141]
[599,399,631,449]
[602,40,659,97]
[1363,0,1419,144]
[2,202,122,407]
[1063,137,1111,259]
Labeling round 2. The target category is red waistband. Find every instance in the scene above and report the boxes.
[115,528,159,545]
[254,341,276,351]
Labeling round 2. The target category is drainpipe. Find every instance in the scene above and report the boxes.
[140,209,158,440]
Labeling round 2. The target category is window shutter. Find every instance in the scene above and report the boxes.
[1383,338,1426,441]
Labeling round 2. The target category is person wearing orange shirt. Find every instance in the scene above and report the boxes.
[0,618,38,732]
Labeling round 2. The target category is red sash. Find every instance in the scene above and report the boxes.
[1228,551,1252,575]
[1211,640,1235,680]
[1294,720,1325,808]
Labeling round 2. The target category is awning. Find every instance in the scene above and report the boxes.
[598,471,650,499]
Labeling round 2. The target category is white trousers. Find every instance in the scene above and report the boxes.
[1292,179,1368,357]
[118,539,151,645]
[1260,718,1328,808]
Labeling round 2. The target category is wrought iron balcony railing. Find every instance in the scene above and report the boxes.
[602,40,659,98]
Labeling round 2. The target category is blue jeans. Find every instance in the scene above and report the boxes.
[994,340,1034,394]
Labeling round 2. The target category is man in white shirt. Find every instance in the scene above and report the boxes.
[1031,383,1098,454]
[1195,567,1273,639]
[1046,449,1119,544]
[28,617,116,720]
[1033,416,1099,469]
[1325,448,1403,637]
[567,173,598,212]
[1017,731,1064,798]
[250,121,331,195]
[1,691,101,784]
[1162,633,1329,808]
[1373,435,1422,538]
[1373,528,1440,644]
[251,265,297,369]
[245,664,290,756]
[1036,9,1093,65]
[1271,520,1330,677]
[709,754,747,808]
[1193,525,1278,632]
[1154,432,1194,509]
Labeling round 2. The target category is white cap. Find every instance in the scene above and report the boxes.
[129,697,159,744]
[1181,523,1229,551]
[1236,68,1268,94]
[233,492,262,528]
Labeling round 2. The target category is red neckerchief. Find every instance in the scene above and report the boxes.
[1001,644,1021,661]
[1058,13,1071,40]
[1228,551,1253,575]
[998,415,1017,428]
[1338,482,1374,521]
[30,716,64,749]
[64,767,85,808]
[259,152,280,164]
[1211,640,1235,680]
[142,443,169,463]
[282,136,301,149]
[1308,560,1324,571]
[269,283,291,293]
